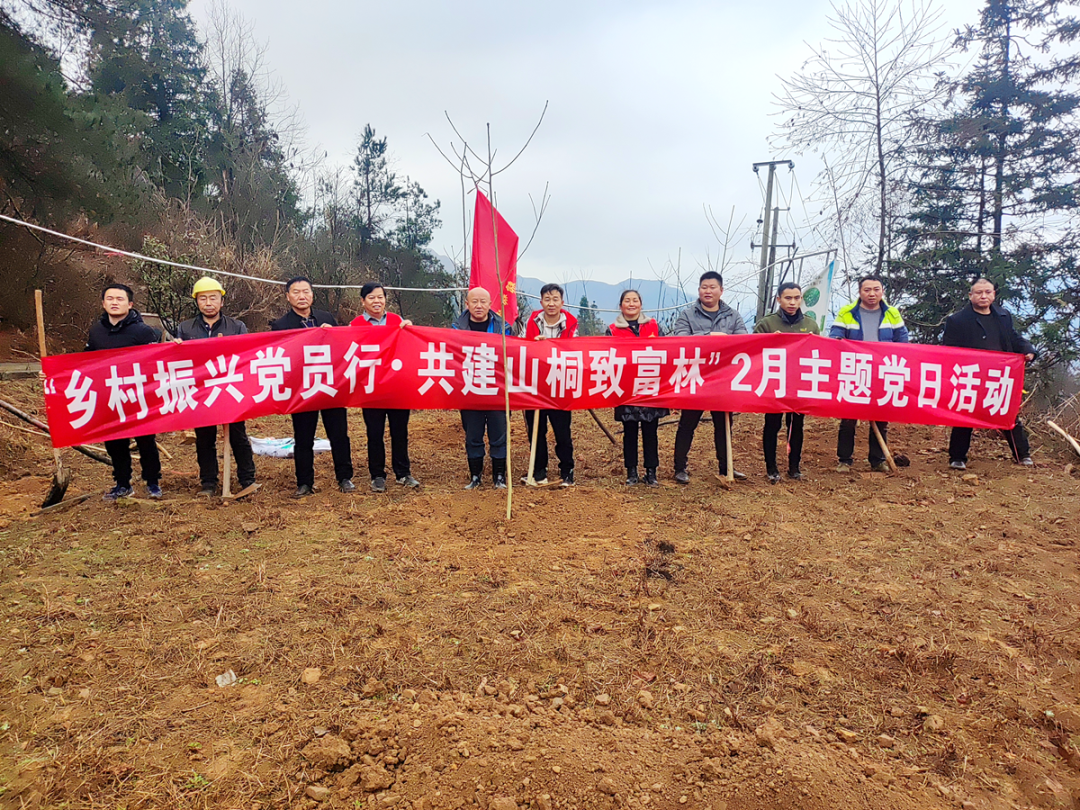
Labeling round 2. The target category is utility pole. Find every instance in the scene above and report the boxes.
[752,160,794,320]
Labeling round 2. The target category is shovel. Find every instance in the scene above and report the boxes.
[36,290,72,507]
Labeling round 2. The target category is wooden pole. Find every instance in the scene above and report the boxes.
[526,410,541,485]
[486,125,512,521]
[222,423,232,498]
[35,290,71,507]
[1047,420,1080,460]
[0,398,112,465]
[870,421,898,473]
[725,412,734,483]
[588,409,617,445]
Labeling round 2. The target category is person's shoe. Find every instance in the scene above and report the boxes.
[674,469,690,485]
[643,468,659,487]
[369,477,386,493]
[521,471,548,485]
[560,470,575,487]
[199,484,217,497]
[464,475,483,490]
[870,461,891,473]
[294,484,315,498]
[103,484,133,501]
[146,483,163,499]
[767,470,781,485]
[339,478,357,493]
[720,469,748,481]
[835,462,853,473]
[1019,456,1034,467]
[397,475,420,488]
[949,460,967,470]
[493,473,508,489]
[787,468,803,481]
[626,467,639,486]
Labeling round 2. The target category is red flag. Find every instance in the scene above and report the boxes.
[469,190,519,323]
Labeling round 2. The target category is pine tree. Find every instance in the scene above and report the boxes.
[576,295,605,336]
[894,0,1080,362]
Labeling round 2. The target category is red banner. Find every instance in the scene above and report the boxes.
[469,191,519,323]
[40,326,1025,448]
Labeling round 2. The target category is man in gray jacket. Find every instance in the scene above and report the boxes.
[671,271,749,483]
[175,277,257,496]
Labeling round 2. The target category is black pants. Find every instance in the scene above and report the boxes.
[623,420,659,470]
[363,408,411,480]
[763,412,804,474]
[105,434,161,487]
[195,422,256,488]
[948,420,1030,463]
[290,408,353,487]
[460,410,507,459]
[523,410,574,478]
[674,410,733,474]
[837,419,887,465]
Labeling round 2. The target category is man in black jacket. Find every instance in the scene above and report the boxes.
[270,276,355,497]
[175,277,257,496]
[85,283,163,500]
[943,278,1036,469]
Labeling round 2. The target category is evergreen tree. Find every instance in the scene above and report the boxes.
[576,295,605,336]
[352,124,401,249]
[895,0,1080,363]
[87,0,211,199]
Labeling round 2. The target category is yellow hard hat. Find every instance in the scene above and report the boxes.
[192,277,226,298]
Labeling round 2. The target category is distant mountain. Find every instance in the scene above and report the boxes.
[515,276,691,321]
[435,256,696,323]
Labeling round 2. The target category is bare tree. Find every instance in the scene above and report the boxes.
[772,0,951,277]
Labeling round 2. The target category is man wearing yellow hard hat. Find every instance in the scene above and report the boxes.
[175,277,257,496]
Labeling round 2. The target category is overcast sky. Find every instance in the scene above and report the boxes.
[188,0,982,304]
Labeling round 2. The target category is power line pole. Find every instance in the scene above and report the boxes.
[752,160,793,320]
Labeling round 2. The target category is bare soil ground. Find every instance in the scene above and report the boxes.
[2,376,1079,810]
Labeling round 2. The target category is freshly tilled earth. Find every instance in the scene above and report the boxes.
[1,378,1079,810]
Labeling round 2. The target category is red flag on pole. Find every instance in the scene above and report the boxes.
[469,191,519,324]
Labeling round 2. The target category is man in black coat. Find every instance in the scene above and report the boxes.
[270,276,354,497]
[943,278,1036,469]
[175,277,257,496]
[85,283,163,500]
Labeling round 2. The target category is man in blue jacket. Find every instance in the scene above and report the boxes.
[452,287,514,489]
[829,275,909,472]
[85,283,163,500]
[943,278,1036,469]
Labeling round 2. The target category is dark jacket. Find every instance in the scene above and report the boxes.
[753,310,821,335]
[270,308,337,331]
[672,300,748,336]
[84,309,159,352]
[943,303,1035,357]
[451,311,514,335]
[177,313,249,340]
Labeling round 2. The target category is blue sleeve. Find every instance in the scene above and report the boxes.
[828,324,845,339]
[892,324,910,343]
